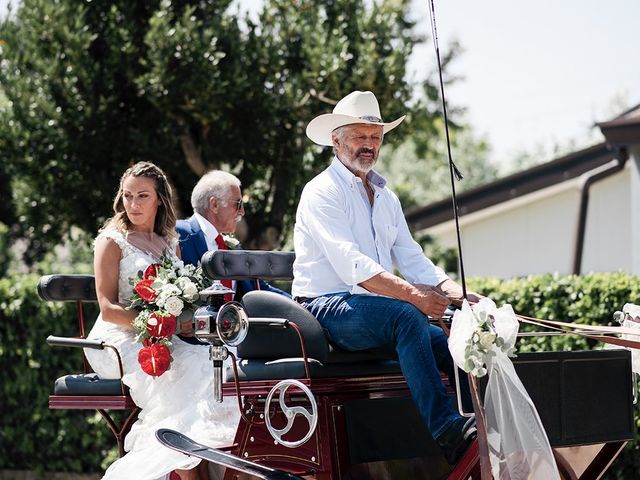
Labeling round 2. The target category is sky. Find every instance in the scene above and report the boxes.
[413,0,640,166]
[2,0,639,167]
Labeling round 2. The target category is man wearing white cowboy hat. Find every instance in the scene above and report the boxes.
[293,90,480,464]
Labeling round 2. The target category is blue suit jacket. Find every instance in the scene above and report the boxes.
[176,216,290,301]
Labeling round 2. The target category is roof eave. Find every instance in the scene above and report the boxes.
[406,142,614,231]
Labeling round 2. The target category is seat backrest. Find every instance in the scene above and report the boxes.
[201,250,295,280]
[37,274,97,302]
[38,274,97,370]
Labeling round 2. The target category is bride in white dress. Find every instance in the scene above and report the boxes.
[84,162,239,480]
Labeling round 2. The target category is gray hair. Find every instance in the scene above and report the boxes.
[331,125,349,155]
[191,170,241,215]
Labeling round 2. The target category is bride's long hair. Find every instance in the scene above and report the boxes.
[103,162,178,240]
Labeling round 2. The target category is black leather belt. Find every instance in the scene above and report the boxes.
[294,296,316,304]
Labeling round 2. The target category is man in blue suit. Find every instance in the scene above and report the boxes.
[176,170,289,300]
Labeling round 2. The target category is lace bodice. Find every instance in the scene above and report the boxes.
[96,230,177,304]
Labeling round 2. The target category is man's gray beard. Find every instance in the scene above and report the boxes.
[355,157,376,173]
[347,153,377,174]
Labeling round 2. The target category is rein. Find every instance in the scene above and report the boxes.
[516,314,640,349]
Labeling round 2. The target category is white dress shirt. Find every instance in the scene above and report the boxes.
[194,212,221,251]
[292,157,449,298]
[193,212,236,292]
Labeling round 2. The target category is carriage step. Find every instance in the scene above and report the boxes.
[156,429,305,480]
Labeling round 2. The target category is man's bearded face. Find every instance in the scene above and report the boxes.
[334,124,384,174]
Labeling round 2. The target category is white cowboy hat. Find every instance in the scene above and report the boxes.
[306,90,406,146]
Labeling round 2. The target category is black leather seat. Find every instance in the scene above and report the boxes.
[39,274,137,457]
[199,251,404,382]
[54,373,123,396]
[39,274,125,396]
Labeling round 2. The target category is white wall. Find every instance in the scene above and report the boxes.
[581,169,630,274]
[630,148,640,276]
[422,162,636,278]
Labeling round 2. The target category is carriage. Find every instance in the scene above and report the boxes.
[41,249,636,479]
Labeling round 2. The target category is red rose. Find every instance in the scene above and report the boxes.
[138,343,171,377]
[143,263,159,280]
[146,312,177,338]
[134,278,157,302]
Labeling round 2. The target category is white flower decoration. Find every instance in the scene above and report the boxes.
[449,298,519,378]
[164,296,184,316]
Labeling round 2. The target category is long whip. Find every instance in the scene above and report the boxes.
[426,1,491,476]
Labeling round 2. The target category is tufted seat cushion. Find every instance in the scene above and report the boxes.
[201,250,295,281]
[54,373,124,396]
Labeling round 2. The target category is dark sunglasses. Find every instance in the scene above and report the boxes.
[232,198,244,211]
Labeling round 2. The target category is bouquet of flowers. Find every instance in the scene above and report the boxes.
[449,298,518,378]
[129,254,207,377]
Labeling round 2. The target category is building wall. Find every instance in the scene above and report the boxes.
[581,169,631,274]
[630,150,640,276]
[422,163,635,278]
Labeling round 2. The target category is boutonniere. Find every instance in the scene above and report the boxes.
[223,235,241,250]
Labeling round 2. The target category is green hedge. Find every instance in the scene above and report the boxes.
[0,274,117,473]
[1,271,638,476]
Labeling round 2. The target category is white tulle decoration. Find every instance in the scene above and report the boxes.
[449,298,560,480]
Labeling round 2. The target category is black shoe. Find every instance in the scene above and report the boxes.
[436,415,477,465]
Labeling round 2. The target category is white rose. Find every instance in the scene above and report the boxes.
[158,284,181,297]
[182,282,199,301]
[478,331,497,350]
[179,264,195,276]
[164,296,184,316]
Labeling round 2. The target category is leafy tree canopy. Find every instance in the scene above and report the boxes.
[0,0,490,264]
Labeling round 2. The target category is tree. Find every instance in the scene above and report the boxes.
[375,39,497,210]
[0,0,461,262]
[376,122,496,210]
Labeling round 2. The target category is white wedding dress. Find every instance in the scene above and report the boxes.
[85,230,240,480]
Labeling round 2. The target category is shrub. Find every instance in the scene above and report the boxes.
[0,274,116,473]
[1,271,638,476]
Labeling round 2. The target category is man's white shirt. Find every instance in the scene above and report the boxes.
[193,211,221,251]
[193,211,236,292]
[292,157,449,298]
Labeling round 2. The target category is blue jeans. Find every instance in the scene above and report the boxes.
[303,293,465,438]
